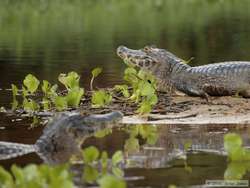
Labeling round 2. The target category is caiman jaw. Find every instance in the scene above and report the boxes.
[117,45,156,69]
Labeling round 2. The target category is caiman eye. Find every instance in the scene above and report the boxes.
[144,59,151,67]
[143,46,151,52]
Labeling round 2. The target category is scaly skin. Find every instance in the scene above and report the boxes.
[0,111,123,164]
[117,45,250,98]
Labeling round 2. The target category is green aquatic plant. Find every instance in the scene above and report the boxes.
[58,71,80,90]
[10,71,85,113]
[90,67,103,91]
[91,90,112,108]
[0,164,74,188]
[223,133,250,180]
[123,67,158,114]
[54,96,68,111]
[11,84,19,110]
[224,133,250,161]
[98,175,126,188]
[125,125,159,152]
[114,85,130,98]
[41,80,58,98]
[57,72,84,110]
[65,87,84,108]
[23,98,39,112]
[23,74,40,94]
[81,146,125,186]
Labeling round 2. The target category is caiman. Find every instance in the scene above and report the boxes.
[0,111,123,164]
[117,45,250,99]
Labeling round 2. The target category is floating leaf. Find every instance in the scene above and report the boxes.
[58,72,80,90]
[42,80,51,95]
[95,129,112,138]
[124,137,140,152]
[23,74,40,94]
[0,166,14,187]
[224,162,246,180]
[54,96,67,111]
[114,85,130,98]
[23,98,39,112]
[22,86,29,97]
[66,88,84,107]
[11,84,18,97]
[92,67,102,78]
[112,151,123,166]
[82,146,100,164]
[136,101,152,114]
[101,151,109,174]
[42,98,51,111]
[224,133,250,161]
[112,167,124,178]
[83,165,99,183]
[91,90,112,108]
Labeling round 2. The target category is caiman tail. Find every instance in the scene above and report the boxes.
[0,141,36,160]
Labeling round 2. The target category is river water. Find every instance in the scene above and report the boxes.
[1,0,250,187]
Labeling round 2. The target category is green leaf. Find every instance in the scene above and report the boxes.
[92,67,103,78]
[139,81,155,96]
[82,146,100,164]
[83,165,99,183]
[23,74,40,94]
[124,137,140,152]
[91,90,112,108]
[54,96,67,111]
[42,80,51,95]
[112,151,123,166]
[112,167,124,178]
[98,175,126,188]
[0,166,14,187]
[11,165,24,184]
[50,84,58,97]
[42,98,51,111]
[138,125,159,145]
[58,71,80,90]
[11,84,18,97]
[66,88,84,107]
[114,85,130,98]
[101,151,109,173]
[94,129,112,138]
[136,101,152,114]
[23,98,39,112]
[224,162,247,180]
[22,85,29,97]
[224,133,242,152]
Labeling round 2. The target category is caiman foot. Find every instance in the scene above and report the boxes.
[201,92,211,104]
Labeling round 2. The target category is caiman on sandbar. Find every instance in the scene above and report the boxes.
[117,45,250,99]
[0,111,123,164]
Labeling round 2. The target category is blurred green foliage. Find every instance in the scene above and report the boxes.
[0,0,250,68]
[0,164,74,188]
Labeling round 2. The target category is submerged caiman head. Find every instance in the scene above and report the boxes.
[117,45,183,75]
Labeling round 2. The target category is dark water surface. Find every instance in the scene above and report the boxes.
[1,0,250,187]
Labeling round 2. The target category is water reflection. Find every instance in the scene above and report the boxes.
[1,112,250,187]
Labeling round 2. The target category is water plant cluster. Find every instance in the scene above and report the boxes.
[224,133,250,180]
[0,147,126,188]
[0,123,160,187]
[9,66,158,115]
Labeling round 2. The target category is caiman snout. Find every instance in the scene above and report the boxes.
[116,45,127,59]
